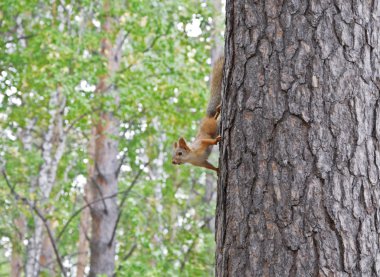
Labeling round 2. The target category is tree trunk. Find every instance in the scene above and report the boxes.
[88,86,119,277]
[25,89,66,277]
[77,114,95,277]
[88,2,125,276]
[39,224,55,275]
[10,216,26,277]
[77,178,92,277]
[76,184,90,277]
[216,1,380,276]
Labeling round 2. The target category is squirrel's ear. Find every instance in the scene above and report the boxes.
[178,137,190,151]
[173,142,178,148]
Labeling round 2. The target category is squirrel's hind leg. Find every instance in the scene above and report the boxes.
[214,104,221,119]
[200,161,219,172]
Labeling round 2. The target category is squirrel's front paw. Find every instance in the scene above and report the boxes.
[215,135,222,144]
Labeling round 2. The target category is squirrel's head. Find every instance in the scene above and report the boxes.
[172,137,191,165]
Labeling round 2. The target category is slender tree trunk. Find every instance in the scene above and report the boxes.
[216,0,380,276]
[39,224,55,275]
[10,249,23,277]
[10,216,26,277]
[12,120,34,277]
[77,107,97,277]
[77,126,94,277]
[88,2,125,275]
[77,183,91,277]
[25,89,66,277]
[77,172,92,277]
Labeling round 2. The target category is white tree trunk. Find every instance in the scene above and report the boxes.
[25,89,66,277]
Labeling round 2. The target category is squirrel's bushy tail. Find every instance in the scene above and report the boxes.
[206,56,224,117]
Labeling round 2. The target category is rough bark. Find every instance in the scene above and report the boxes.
[88,2,125,276]
[216,0,380,276]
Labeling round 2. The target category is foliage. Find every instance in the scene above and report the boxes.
[0,0,222,276]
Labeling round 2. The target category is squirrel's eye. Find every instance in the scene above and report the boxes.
[178,152,182,156]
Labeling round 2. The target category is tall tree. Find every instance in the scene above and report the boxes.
[87,2,124,276]
[216,0,380,276]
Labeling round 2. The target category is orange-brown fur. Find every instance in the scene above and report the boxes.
[172,56,224,172]
[172,106,222,172]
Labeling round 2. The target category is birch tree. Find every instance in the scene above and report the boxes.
[25,89,66,277]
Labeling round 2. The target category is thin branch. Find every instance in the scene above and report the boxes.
[179,217,212,272]
[118,24,171,74]
[1,169,67,277]
[56,166,147,242]
[115,151,127,178]
[123,243,137,261]
[115,31,129,56]
[64,111,91,134]
[180,239,197,272]
[91,177,108,214]
[108,162,149,247]
[79,200,91,243]
[64,107,102,134]
[57,203,91,242]
[2,34,35,46]
[142,23,171,53]
[115,243,137,274]
[94,162,106,181]
[141,34,161,54]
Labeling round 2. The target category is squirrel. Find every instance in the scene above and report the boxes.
[172,56,224,172]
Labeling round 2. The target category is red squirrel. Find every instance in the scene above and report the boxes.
[172,57,224,172]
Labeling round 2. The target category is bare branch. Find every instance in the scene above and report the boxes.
[115,151,127,178]
[1,169,67,277]
[91,177,108,214]
[115,30,129,56]
[116,243,137,273]
[179,217,212,272]
[56,165,147,242]
[94,162,106,181]
[123,243,137,261]
[118,24,171,74]
[64,107,102,134]
[108,162,149,247]
[2,34,35,46]
[180,239,197,272]
[64,111,91,134]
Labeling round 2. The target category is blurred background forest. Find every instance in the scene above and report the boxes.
[0,0,224,276]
